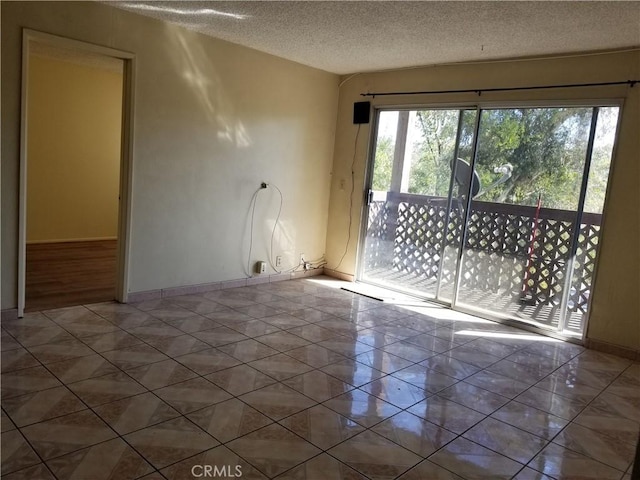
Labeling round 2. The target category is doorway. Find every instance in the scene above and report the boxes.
[359,104,620,339]
[18,31,135,316]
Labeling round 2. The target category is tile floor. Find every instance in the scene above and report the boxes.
[1,276,638,480]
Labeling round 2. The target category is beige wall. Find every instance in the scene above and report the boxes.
[325,52,640,351]
[2,2,339,303]
[26,54,123,243]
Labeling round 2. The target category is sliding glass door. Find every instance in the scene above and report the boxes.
[359,104,619,338]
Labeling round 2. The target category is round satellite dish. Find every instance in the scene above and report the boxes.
[454,158,481,198]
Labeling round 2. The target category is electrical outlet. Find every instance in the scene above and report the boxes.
[276,256,282,267]
[300,254,305,265]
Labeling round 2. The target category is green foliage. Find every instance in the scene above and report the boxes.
[583,107,618,213]
[372,136,393,191]
[407,110,457,196]
[473,108,592,209]
[403,109,477,197]
[370,106,617,213]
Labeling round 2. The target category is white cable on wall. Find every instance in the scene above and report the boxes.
[268,183,284,273]
[251,182,304,275]
[246,187,262,277]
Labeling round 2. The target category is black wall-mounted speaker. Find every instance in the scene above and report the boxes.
[353,101,371,124]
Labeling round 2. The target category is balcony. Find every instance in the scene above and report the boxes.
[362,192,600,335]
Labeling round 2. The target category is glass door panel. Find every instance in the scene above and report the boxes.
[434,109,477,303]
[562,106,619,336]
[454,107,595,331]
[360,108,475,300]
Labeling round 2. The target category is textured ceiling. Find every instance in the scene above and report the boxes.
[113,1,640,74]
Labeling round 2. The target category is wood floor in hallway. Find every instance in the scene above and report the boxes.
[25,239,117,312]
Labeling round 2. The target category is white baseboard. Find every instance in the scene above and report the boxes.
[586,338,640,361]
[127,268,325,303]
[323,268,355,282]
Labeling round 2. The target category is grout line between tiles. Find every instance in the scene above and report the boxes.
[4,278,637,480]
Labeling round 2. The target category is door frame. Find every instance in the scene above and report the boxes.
[18,29,136,316]
[357,99,624,342]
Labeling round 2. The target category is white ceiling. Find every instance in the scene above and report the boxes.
[113,1,640,75]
